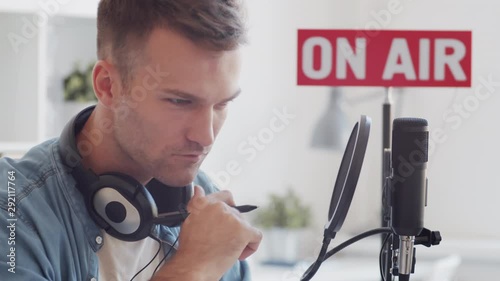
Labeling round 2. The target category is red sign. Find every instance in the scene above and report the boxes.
[297,29,472,87]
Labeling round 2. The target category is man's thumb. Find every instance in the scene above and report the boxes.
[188,185,206,214]
[192,185,205,198]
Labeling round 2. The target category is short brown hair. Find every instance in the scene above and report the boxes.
[97,0,247,86]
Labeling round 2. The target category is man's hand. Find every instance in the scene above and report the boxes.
[153,186,262,281]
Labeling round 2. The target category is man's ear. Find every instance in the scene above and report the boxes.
[92,60,124,108]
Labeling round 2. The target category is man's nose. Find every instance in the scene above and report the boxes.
[186,107,215,148]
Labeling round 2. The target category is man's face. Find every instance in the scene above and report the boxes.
[111,28,242,186]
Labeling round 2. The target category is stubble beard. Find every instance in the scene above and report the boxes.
[112,100,206,186]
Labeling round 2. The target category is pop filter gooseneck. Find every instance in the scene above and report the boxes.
[301,115,371,281]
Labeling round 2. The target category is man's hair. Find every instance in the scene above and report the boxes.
[96,0,247,86]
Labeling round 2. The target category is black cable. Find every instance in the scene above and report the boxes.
[379,233,392,281]
[301,228,392,281]
[130,235,163,281]
[151,234,180,278]
[323,227,392,260]
[379,233,391,281]
[300,236,331,281]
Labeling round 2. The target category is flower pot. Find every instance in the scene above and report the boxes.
[261,227,305,266]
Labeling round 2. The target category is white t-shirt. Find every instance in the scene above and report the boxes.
[97,232,165,281]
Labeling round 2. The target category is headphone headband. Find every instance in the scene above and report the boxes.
[59,105,95,169]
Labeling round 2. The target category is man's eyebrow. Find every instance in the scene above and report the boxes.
[160,88,242,103]
[221,88,242,103]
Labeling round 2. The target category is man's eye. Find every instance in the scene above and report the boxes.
[167,98,191,105]
[216,100,233,109]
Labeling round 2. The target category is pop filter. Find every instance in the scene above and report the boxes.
[324,115,371,235]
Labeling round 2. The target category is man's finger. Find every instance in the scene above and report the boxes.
[188,185,207,214]
[207,189,236,206]
[192,185,205,198]
[238,228,263,260]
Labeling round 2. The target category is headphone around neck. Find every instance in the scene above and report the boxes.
[58,105,192,241]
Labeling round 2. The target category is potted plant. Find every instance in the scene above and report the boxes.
[254,187,312,266]
[63,61,97,103]
[61,61,97,120]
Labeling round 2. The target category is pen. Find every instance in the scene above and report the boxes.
[233,205,258,213]
[154,205,258,226]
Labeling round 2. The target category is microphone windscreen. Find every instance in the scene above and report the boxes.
[392,118,428,168]
[390,117,429,236]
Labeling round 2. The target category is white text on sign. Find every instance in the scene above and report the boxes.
[297,29,471,87]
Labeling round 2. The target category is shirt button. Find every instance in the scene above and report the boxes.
[95,236,103,245]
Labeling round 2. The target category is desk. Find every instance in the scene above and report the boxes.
[249,256,444,281]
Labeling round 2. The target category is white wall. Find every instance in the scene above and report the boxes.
[0,0,100,147]
[211,0,500,236]
[43,16,97,139]
[200,0,500,271]
[0,0,100,18]
[0,13,40,143]
[379,0,500,240]
[202,0,367,235]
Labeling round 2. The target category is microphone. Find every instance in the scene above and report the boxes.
[390,118,429,280]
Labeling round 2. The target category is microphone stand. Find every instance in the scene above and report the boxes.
[381,87,393,281]
[392,228,443,280]
[299,96,443,280]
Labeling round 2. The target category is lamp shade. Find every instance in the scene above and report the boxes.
[310,88,350,150]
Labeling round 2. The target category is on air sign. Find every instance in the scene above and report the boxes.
[297,29,472,87]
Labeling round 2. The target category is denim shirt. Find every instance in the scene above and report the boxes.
[0,138,250,281]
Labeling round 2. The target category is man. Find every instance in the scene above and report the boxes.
[0,0,262,280]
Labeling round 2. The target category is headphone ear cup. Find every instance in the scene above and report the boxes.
[88,173,158,241]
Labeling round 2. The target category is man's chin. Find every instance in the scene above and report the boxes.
[149,160,202,185]
[155,170,198,187]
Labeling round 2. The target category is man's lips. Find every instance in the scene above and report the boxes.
[173,153,206,162]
